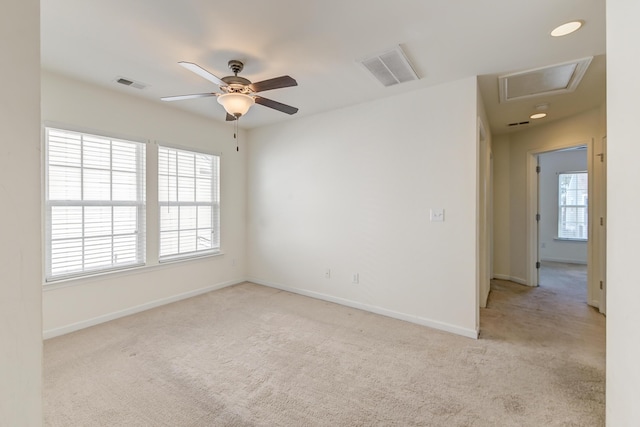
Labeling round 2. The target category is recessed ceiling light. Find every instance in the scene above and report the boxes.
[551,21,583,37]
[530,113,547,120]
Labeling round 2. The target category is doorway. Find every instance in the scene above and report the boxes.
[537,147,589,299]
[526,139,606,310]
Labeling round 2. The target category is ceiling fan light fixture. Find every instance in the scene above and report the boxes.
[217,93,255,117]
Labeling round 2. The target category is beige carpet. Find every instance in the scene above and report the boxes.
[44,272,605,426]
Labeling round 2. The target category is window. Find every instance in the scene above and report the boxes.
[558,171,588,240]
[158,146,220,260]
[45,128,146,281]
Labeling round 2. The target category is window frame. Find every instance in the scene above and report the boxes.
[157,145,220,262]
[557,170,588,241]
[44,126,147,282]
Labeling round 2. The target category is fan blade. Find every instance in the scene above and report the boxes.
[226,113,237,121]
[255,96,298,114]
[161,93,217,101]
[254,96,298,115]
[178,61,226,86]
[249,76,297,93]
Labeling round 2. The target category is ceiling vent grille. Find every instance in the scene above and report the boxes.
[499,57,592,103]
[360,46,419,87]
[507,121,530,128]
[115,76,147,90]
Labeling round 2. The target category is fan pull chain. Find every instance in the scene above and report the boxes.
[234,117,239,151]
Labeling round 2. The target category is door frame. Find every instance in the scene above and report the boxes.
[525,138,604,308]
[597,136,607,314]
[478,117,492,311]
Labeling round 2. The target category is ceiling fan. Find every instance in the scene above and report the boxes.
[161,60,298,120]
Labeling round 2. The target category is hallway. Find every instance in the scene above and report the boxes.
[540,261,588,302]
[481,272,605,424]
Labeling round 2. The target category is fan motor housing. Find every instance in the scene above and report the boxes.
[222,75,251,86]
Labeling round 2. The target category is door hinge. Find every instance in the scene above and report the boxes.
[536,262,541,269]
[600,280,603,290]
[600,217,604,226]
[536,165,541,173]
[536,213,541,222]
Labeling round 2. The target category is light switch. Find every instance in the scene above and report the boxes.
[430,208,445,222]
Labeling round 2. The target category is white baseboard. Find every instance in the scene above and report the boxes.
[43,278,246,340]
[492,274,528,286]
[248,277,479,340]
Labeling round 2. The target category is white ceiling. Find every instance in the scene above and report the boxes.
[41,0,606,133]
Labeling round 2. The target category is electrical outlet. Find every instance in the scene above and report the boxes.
[352,273,359,284]
[325,268,331,279]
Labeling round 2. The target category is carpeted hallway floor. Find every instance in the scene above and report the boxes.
[44,268,605,426]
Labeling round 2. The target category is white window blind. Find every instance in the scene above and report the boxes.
[558,171,588,240]
[158,146,220,260]
[45,127,146,281]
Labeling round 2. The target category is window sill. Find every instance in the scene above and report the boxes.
[158,250,223,265]
[43,251,225,291]
[553,237,588,242]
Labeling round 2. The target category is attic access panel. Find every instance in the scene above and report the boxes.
[498,57,593,103]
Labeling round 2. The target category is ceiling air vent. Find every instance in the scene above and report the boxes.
[507,121,530,128]
[498,57,592,103]
[114,76,148,90]
[360,46,419,87]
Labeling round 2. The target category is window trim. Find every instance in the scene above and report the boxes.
[42,250,225,291]
[157,145,220,262]
[44,126,147,282]
[41,125,225,286]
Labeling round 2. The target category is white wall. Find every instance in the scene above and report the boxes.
[0,0,42,424]
[606,0,640,424]
[492,108,604,285]
[538,149,588,264]
[246,77,479,338]
[491,134,511,280]
[41,71,247,337]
